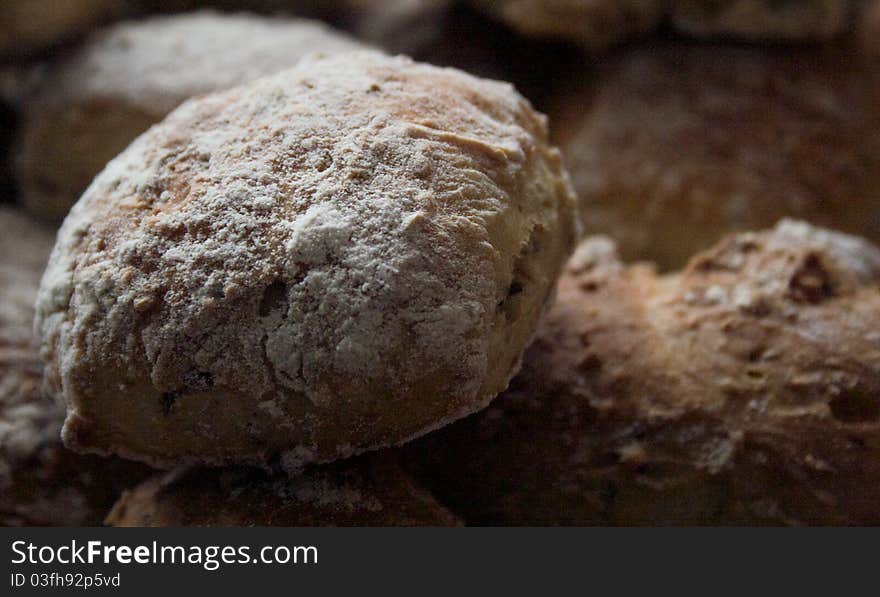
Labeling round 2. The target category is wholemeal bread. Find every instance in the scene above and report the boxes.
[107,453,461,526]
[407,221,880,525]
[15,11,366,221]
[670,0,849,41]
[0,207,150,526]
[35,52,579,469]
[552,43,880,270]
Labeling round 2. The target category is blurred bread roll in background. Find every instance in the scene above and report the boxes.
[35,52,578,469]
[107,454,461,526]
[14,11,367,221]
[552,43,880,270]
[466,0,853,49]
[670,0,849,42]
[468,0,664,50]
[0,207,150,526]
[0,0,130,59]
[408,221,880,525]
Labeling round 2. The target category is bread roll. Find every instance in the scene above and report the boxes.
[15,11,366,221]
[107,454,461,526]
[553,43,880,270]
[407,221,880,525]
[0,0,129,59]
[0,207,150,526]
[35,52,579,469]
[468,0,663,50]
[671,0,849,41]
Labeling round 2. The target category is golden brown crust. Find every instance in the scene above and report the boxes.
[0,207,150,526]
[552,43,880,270]
[407,222,880,525]
[106,453,462,527]
[35,52,579,469]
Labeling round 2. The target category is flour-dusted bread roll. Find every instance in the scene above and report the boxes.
[0,208,150,526]
[35,52,579,469]
[407,222,880,526]
[553,44,880,270]
[671,0,850,41]
[15,11,367,221]
[0,0,129,59]
[468,0,664,50]
[107,454,461,526]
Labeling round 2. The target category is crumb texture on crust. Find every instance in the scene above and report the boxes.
[407,221,880,525]
[107,454,462,527]
[15,11,368,222]
[470,0,663,49]
[0,207,149,526]
[553,44,880,270]
[36,52,579,469]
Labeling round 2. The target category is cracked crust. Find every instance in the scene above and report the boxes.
[35,51,579,469]
[106,453,461,527]
[15,11,367,221]
[407,222,880,525]
[0,207,150,526]
[552,43,880,270]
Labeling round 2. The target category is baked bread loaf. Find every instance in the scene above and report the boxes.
[0,0,128,59]
[0,207,150,526]
[407,222,880,525]
[670,0,849,41]
[35,51,579,469]
[15,11,366,221]
[107,454,461,526]
[552,43,880,270]
[468,0,663,50]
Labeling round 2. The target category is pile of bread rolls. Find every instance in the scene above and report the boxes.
[1,0,878,526]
